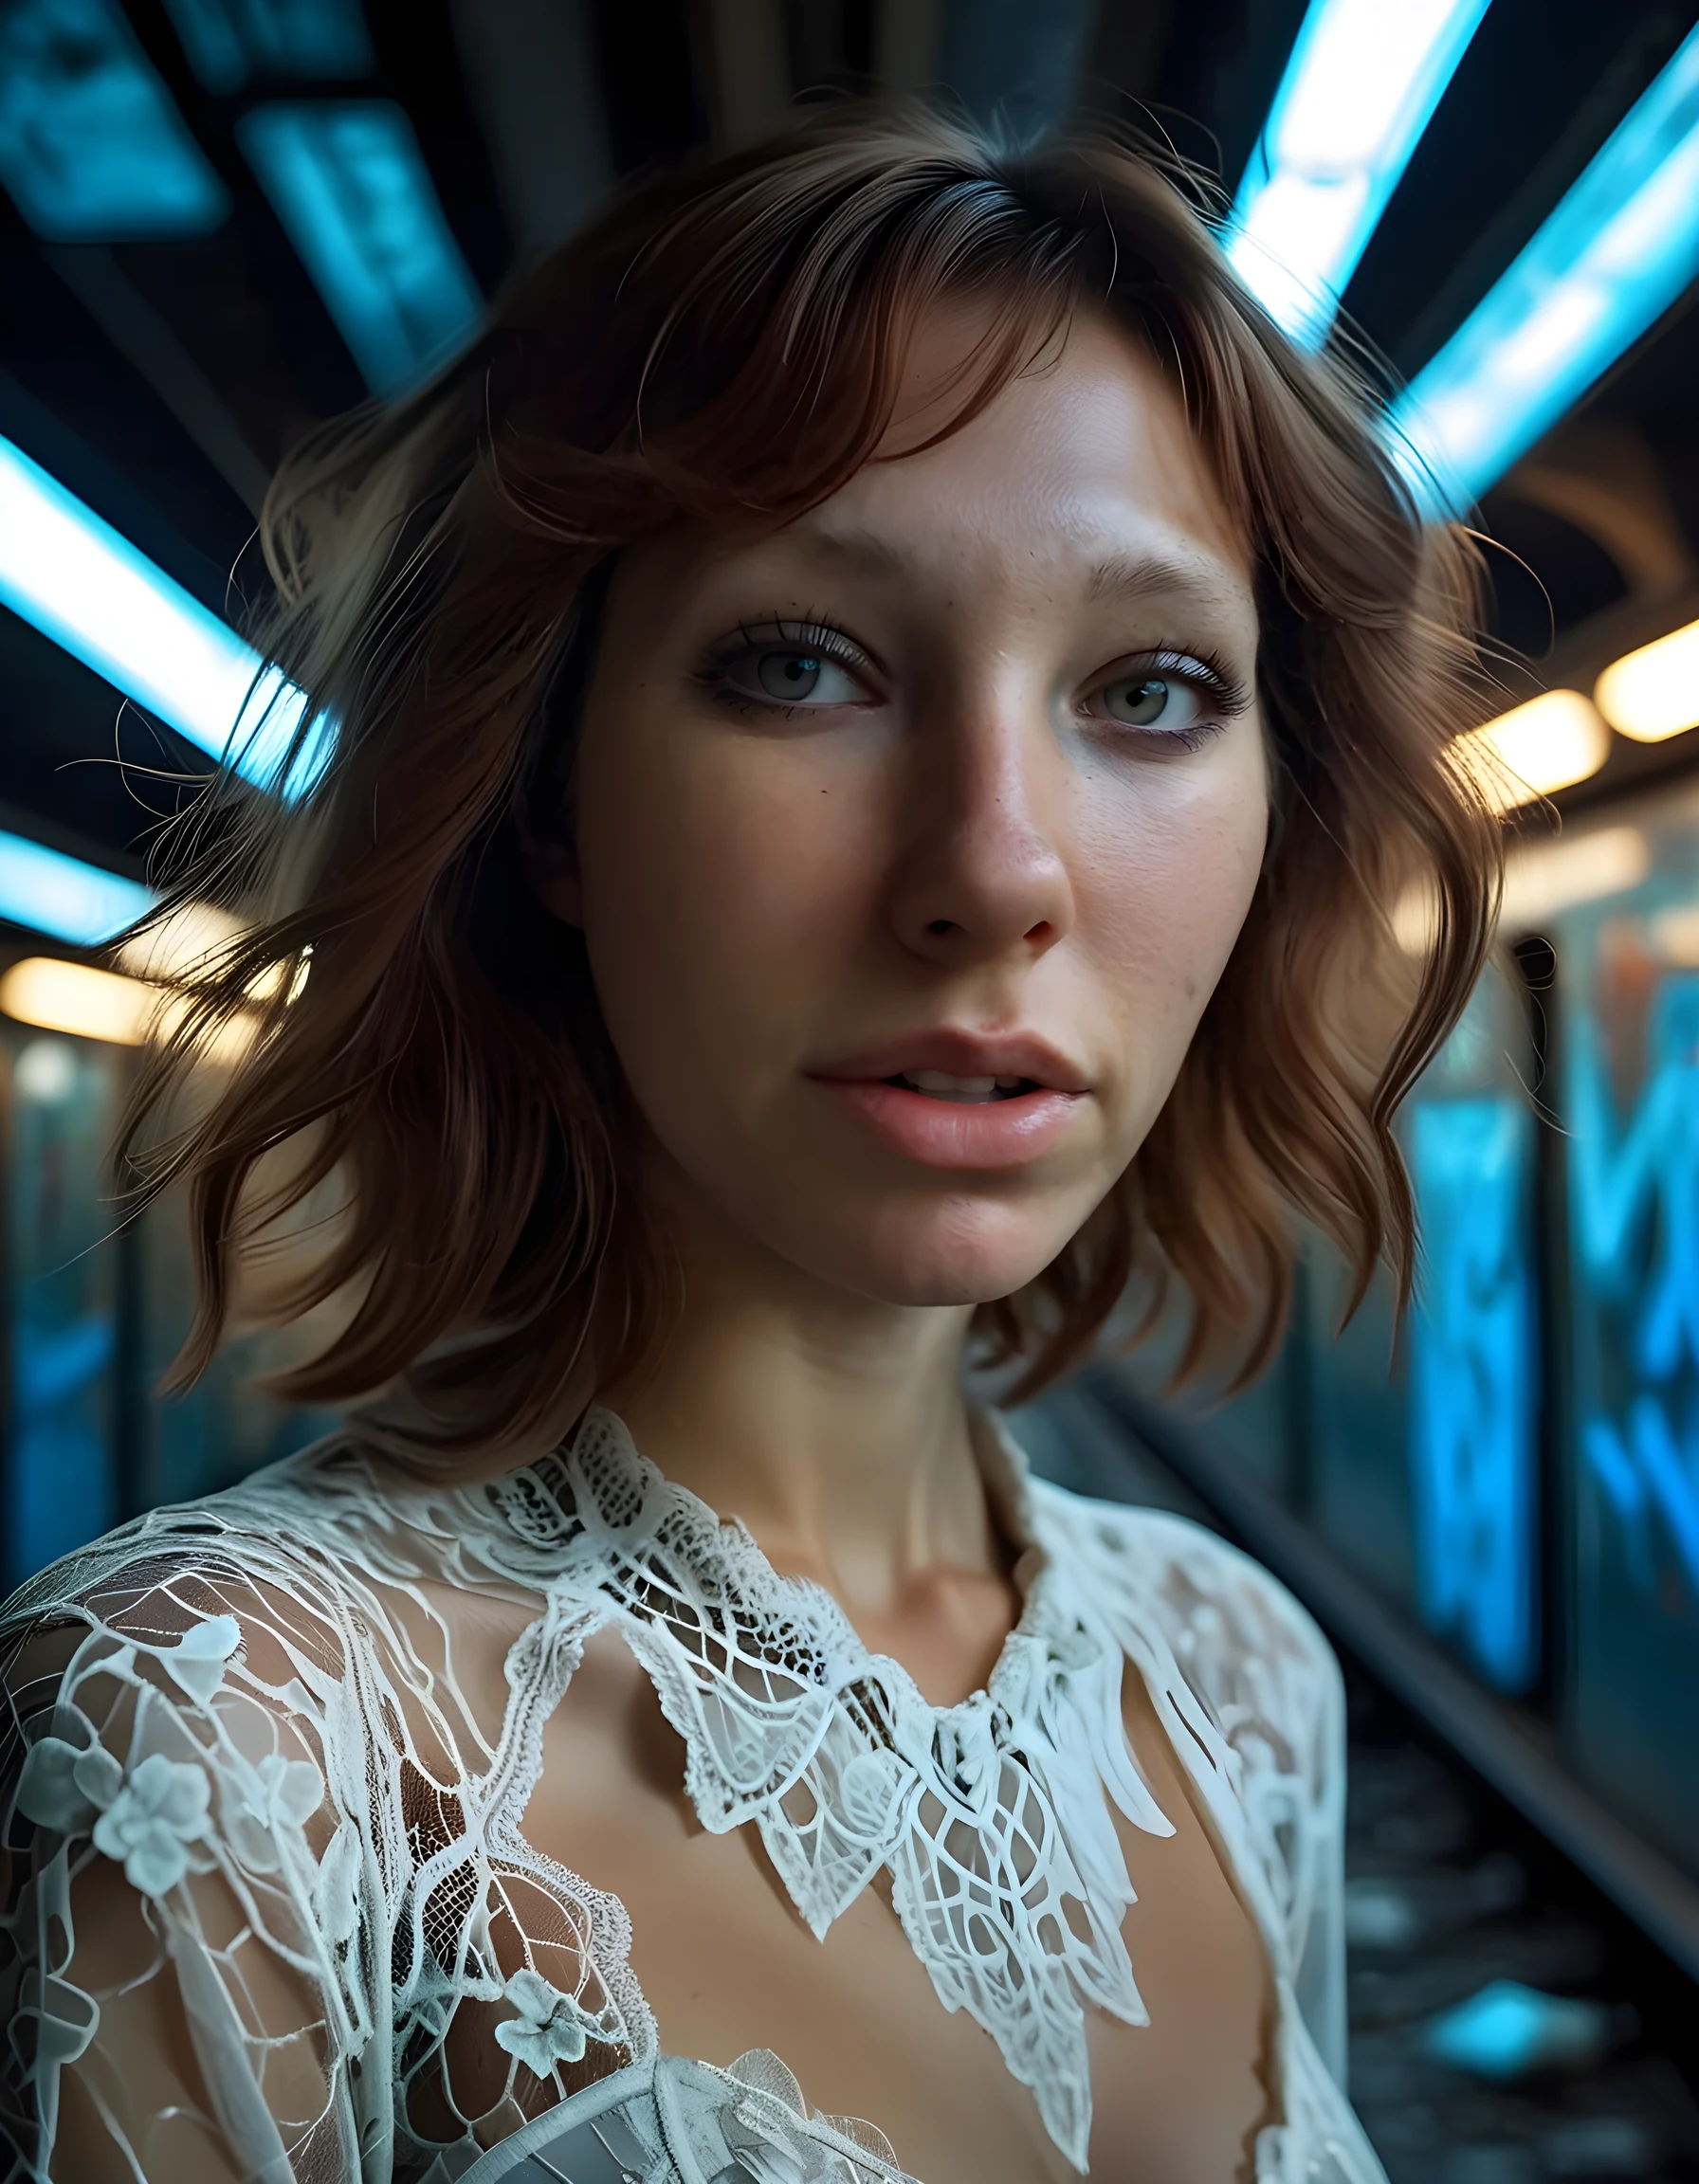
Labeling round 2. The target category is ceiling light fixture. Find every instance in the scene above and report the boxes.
[161,0,373,96]
[0,0,228,240]
[0,957,155,1046]
[238,101,483,396]
[1229,0,1492,347]
[0,435,323,794]
[1452,690,1610,813]
[1501,825,1650,931]
[1393,22,1699,509]
[0,830,153,949]
[0,950,263,1061]
[1594,615,1699,741]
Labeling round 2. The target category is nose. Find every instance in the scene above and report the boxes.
[886,686,1076,971]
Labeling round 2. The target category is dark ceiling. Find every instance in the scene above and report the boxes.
[4,0,1699,876]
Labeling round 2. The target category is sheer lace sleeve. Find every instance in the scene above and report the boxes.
[0,1558,369,2183]
[2,1450,647,2184]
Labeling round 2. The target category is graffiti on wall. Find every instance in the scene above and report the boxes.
[1408,1092,1538,1693]
[1570,967,1699,1598]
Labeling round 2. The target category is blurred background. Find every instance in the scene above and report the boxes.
[3,0,1699,2175]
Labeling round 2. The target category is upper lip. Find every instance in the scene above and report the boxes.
[809,1028,1089,1093]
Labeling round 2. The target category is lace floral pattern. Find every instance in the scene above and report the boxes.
[0,1408,1385,2184]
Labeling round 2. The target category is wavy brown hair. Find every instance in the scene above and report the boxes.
[119,103,1499,1463]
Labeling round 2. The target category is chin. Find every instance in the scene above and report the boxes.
[801,1192,1081,1310]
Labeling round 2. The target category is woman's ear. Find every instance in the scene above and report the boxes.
[524,827,584,927]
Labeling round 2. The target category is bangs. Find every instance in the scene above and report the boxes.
[114,103,1498,1462]
[487,139,1099,557]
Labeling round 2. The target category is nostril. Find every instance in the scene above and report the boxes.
[1024,920,1055,944]
[925,918,958,937]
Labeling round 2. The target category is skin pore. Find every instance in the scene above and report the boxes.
[514,305,1283,2182]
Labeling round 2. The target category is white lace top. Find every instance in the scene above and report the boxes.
[0,1407,1386,2184]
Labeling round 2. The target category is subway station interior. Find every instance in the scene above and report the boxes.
[3,1,1699,2178]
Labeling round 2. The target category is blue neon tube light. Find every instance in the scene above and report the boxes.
[239,101,483,395]
[1394,22,1699,509]
[162,0,375,96]
[1230,0,1492,347]
[0,0,229,241]
[0,833,153,948]
[0,436,318,792]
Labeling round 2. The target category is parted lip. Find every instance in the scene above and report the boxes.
[807,1028,1089,1094]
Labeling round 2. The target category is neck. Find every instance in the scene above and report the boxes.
[599,1167,1000,1619]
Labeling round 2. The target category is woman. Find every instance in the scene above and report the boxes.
[0,107,1494,2184]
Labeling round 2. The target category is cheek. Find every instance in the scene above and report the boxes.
[1077,746,1269,1087]
[573,722,868,1083]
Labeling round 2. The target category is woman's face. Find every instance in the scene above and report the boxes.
[557,307,1269,1310]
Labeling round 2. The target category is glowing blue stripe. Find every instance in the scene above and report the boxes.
[1407,1093,1538,1694]
[238,101,483,395]
[0,0,228,241]
[1394,22,1699,508]
[162,0,374,95]
[1424,1980,1609,2082]
[1230,0,1492,346]
[1568,970,1699,1598]
[0,435,320,794]
[0,831,153,947]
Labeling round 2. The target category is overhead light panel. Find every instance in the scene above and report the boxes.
[1229,0,1492,347]
[239,101,483,395]
[162,0,374,96]
[1595,615,1699,741]
[0,957,155,1046]
[1394,23,1699,509]
[1452,690,1610,813]
[0,0,229,240]
[0,435,322,794]
[0,832,153,949]
[1501,826,1649,931]
[0,953,261,1060]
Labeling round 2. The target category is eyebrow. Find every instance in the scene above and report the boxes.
[1081,549,1248,615]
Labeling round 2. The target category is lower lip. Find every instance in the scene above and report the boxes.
[814,1079,1085,1169]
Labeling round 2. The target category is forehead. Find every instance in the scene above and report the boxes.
[785,304,1255,619]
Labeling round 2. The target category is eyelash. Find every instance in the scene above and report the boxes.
[696,616,877,719]
[1084,647,1251,751]
[695,619,1251,743]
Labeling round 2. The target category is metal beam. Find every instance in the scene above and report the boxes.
[449,0,612,254]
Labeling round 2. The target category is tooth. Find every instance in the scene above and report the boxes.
[994,1076,1022,1090]
[911,1070,996,1095]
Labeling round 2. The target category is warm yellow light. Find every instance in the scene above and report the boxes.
[1595,617,1699,742]
[0,954,259,1062]
[1453,689,1610,812]
[1651,903,1699,966]
[1394,821,1649,953]
[1502,825,1650,931]
[118,900,242,984]
[0,957,155,1044]
[119,904,308,1009]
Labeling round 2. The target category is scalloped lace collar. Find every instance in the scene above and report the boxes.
[488,1406,1175,2171]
